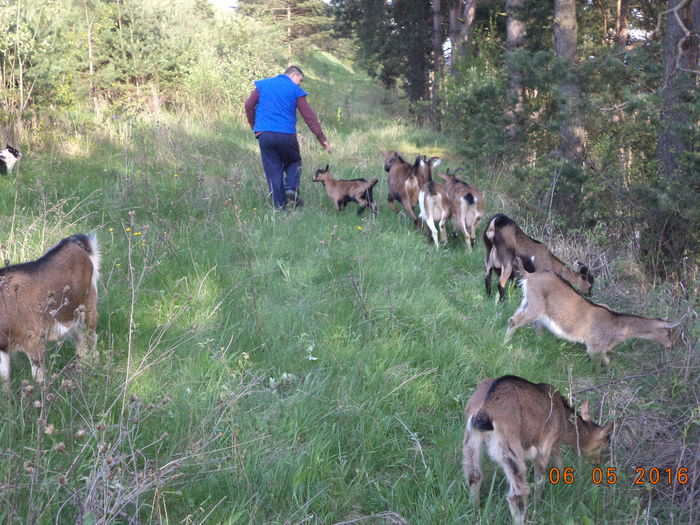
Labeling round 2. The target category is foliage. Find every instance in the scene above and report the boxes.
[331,0,433,102]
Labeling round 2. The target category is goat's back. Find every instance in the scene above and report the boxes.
[0,234,99,349]
[466,375,571,447]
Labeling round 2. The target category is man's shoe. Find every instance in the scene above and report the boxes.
[286,189,304,209]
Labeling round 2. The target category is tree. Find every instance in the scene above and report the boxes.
[447,0,477,72]
[238,0,333,62]
[650,0,700,268]
[657,0,699,179]
[553,0,585,164]
[504,0,526,139]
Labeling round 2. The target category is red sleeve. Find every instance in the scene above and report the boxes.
[297,96,327,144]
[244,88,259,129]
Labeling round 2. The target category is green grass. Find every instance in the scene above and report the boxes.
[0,51,693,524]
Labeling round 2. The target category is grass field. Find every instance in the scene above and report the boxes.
[0,52,695,524]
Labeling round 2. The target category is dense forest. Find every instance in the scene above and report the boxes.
[0,0,698,523]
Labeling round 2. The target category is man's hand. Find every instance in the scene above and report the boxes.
[322,140,332,154]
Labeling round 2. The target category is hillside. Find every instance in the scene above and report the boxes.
[0,50,695,524]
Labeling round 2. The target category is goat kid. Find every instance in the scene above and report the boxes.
[0,233,100,384]
[507,268,677,366]
[417,156,452,247]
[437,168,485,252]
[463,375,614,524]
[0,144,22,174]
[483,213,593,301]
[382,151,427,227]
[313,164,378,215]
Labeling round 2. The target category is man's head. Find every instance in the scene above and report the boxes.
[285,65,304,86]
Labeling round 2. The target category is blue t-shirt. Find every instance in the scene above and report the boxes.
[253,75,308,134]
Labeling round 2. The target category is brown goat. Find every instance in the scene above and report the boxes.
[483,214,593,301]
[437,168,485,252]
[382,151,427,227]
[463,375,614,524]
[0,233,100,384]
[313,164,378,215]
[507,269,677,366]
[417,156,452,247]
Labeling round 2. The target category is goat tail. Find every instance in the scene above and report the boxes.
[368,178,379,190]
[468,411,494,432]
[84,232,101,289]
[463,192,477,205]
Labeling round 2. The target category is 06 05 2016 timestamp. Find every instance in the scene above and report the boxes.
[548,466,690,485]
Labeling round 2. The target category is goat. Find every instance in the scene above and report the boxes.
[0,144,22,174]
[483,213,593,301]
[437,168,485,252]
[417,156,452,247]
[463,375,614,524]
[313,164,378,215]
[382,151,427,227]
[0,233,100,384]
[506,268,677,366]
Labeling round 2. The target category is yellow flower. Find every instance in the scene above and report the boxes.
[116,263,121,267]
[356,226,363,231]
[125,227,131,232]
[173,173,179,177]
[108,227,114,232]
[133,232,142,236]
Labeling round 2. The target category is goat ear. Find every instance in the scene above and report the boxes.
[429,156,442,167]
[324,163,329,171]
[580,400,591,422]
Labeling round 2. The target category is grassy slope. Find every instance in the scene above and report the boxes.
[0,51,684,524]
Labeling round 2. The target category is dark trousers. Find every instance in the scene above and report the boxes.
[258,132,302,209]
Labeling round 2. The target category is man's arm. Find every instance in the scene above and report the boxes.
[244,89,259,129]
[297,96,331,153]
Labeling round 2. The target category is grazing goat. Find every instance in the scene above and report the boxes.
[437,168,485,252]
[382,151,427,227]
[507,268,677,366]
[313,164,378,215]
[417,156,452,247]
[0,233,100,384]
[463,375,614,524]
[0,144,21,174]
[483,213,593,301]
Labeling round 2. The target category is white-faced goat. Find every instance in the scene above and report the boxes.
[463,375,614,525]
[417,156,452,247]
[382,151,427,227]
[506,268,677,366]
[483,213,593,301]
[437,168,485,252]
[0,233,100,384]
[313,164,378,215]
[0,144,21,174]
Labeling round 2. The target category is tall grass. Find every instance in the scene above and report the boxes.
[0,51,696,524]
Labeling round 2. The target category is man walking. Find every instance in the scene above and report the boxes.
[245,65,331,210]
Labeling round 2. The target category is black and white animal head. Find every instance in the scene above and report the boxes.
[0,144,21,174]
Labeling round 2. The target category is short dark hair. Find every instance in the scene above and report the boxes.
[285,65,304,77]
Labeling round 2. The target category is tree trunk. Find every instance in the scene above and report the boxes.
[287,1,293,65]
[430,0,443,125]
[614,0,629,50]
[504,0,526,139]
[449,0,477,71]
[657,0,700,179]
[553,0,585,164]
